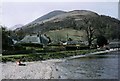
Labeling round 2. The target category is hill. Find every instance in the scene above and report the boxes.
[9,24,23,30]
[18,10,99,32]
[23,10,66,29]
[15,10,120,45]
[31,10,66,24]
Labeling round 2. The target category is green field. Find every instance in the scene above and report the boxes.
[1,49,97,62]
[45,28,86,42]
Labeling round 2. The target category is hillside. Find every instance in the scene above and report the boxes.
[23,10,66,28]
[45,28,86,43]
[9,24,23,30]
[15,10,120,42]
[31,10,66,23]
[18,10,99,32]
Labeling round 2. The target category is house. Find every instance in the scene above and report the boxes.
[109,42,120,49]
[17,34,50,45]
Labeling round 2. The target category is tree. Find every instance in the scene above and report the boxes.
[82,17,97,47]
[16,28,25,40]
[68,38,73,41]
[1,26,14,50]
[97,35,108,47]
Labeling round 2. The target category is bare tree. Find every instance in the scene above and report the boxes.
[82,18,96,47]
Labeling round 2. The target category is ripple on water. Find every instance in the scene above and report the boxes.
[56,51,118,79]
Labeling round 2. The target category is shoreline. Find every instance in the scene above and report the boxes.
[2,59,65,79]
[2,48,119,63]
[2,49,119,79]
[68,48,119,59]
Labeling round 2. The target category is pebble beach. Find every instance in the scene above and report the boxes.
[2,59,65,79]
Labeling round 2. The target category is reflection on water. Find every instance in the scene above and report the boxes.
[57,51,118,79]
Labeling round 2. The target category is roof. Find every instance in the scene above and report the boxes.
[109,42,120,48]
[19,34,49,45]
[20,35,40,44]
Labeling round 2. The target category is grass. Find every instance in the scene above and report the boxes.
[1,49,97,62]
[45,28,86,42]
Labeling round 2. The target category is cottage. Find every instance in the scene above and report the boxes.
[109,42,120,48]
[18,34,50,45]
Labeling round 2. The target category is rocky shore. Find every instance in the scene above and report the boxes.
[2,59,69,79]
[2,49,119,79]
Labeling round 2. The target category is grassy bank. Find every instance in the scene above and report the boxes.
[1,49,97,62]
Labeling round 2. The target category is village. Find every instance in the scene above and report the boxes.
[2,30,120,63]
[1,32,120,79]
[1,1,120,79]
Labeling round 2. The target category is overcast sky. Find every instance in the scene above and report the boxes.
[1,1,119,28]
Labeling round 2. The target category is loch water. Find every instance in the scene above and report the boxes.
[56,51,119,79]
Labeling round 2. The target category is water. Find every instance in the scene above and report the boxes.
[56,51,119,79]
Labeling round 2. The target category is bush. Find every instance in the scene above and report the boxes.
[97,35,108,47]
[20,43,43,48]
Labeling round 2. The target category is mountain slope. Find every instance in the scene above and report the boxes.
[15,10,120,40]
[28,10,66,25]
[21,10,98,31]
[10,24,23,30]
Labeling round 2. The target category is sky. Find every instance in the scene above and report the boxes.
[0,0,119,28]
